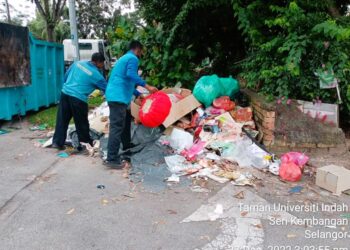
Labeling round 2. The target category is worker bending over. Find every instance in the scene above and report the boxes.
[52,52,107,151]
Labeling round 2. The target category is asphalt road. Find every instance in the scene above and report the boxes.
[1,124,350,250]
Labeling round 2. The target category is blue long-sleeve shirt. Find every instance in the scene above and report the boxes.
[106,51,146,105]
[62,61,107,103]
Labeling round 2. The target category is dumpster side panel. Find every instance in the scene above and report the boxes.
[0,34,64,120]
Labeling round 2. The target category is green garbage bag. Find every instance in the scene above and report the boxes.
[193,75,221,107]
[219,76,240,98]
[193,75,240,107]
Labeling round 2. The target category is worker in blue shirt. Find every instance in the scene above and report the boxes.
[104,41,157,169]
[52,52,107,151]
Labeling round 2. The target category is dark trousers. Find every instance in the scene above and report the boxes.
[107,102,132,162]
[53,92,92,147]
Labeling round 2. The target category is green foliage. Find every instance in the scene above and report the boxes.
[29,11,70,43]
[109,0,350,115]
[107,16,196,88]
[108,1,246,88]
[31,0,68,42]
[233,0,350,113]
[76,0,124,39]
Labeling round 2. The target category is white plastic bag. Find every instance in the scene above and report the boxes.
[168,128,193,151]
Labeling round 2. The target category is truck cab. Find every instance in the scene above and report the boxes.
[63,39,114,74]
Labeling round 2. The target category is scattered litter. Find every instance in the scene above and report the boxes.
[167,209,177,215]
[69,128,102,149]
[0,129,9,135]
[289,186,304,194]
[248,143,271,169]
[232,173,255,186]
[205,153,221,161]
[66,208,75,215]
[181,140,206,161]
[231,107,253,123]
[122,194,135,199]
[287,233,297,238]
[96,184,105,189]
[190,186,210,193]
[213,96,235,111]
[166,174,180,183]
[57,152,69,158]
[215,170,241,180]
[43,138,53,148]
[233,191,245,199]
[240,211,248,217]
[101,198,109,205]
[269,160,280,175]
[82,140,100,157]
[169,128,193,151]
[29,124,48,131]
[193,168,230,184]
[164,155,201,176]
[208,204,224,221]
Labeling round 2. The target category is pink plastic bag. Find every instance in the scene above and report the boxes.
[279,161,302,182]
[181,140,206,161]
[281,152,309,169]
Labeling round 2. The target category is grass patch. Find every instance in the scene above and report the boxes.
[28,106,58,129]
[88,95,104,108]
[28,95,105,129]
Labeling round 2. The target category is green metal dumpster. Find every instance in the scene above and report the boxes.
[0,33,64,120]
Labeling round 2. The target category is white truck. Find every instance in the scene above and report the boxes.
[63,39,114,73]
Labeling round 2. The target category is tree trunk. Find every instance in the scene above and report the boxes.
[46,24,55,42]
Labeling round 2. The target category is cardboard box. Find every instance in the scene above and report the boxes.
[131,88,201,128]
[315,165,350,195]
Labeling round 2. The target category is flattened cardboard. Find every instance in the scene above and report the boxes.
[162,95,201,127]
[131,88,201,128]
[315,165,350,195]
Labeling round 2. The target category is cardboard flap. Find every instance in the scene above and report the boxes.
[162,95,201,127]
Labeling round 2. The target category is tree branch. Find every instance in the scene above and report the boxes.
[33,0,47,19]
[52,0,57,21]
[58,0,67,21]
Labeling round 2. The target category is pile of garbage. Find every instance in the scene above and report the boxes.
[159,110,268,185]
[132,75,310,185]
[38,75,310,187]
